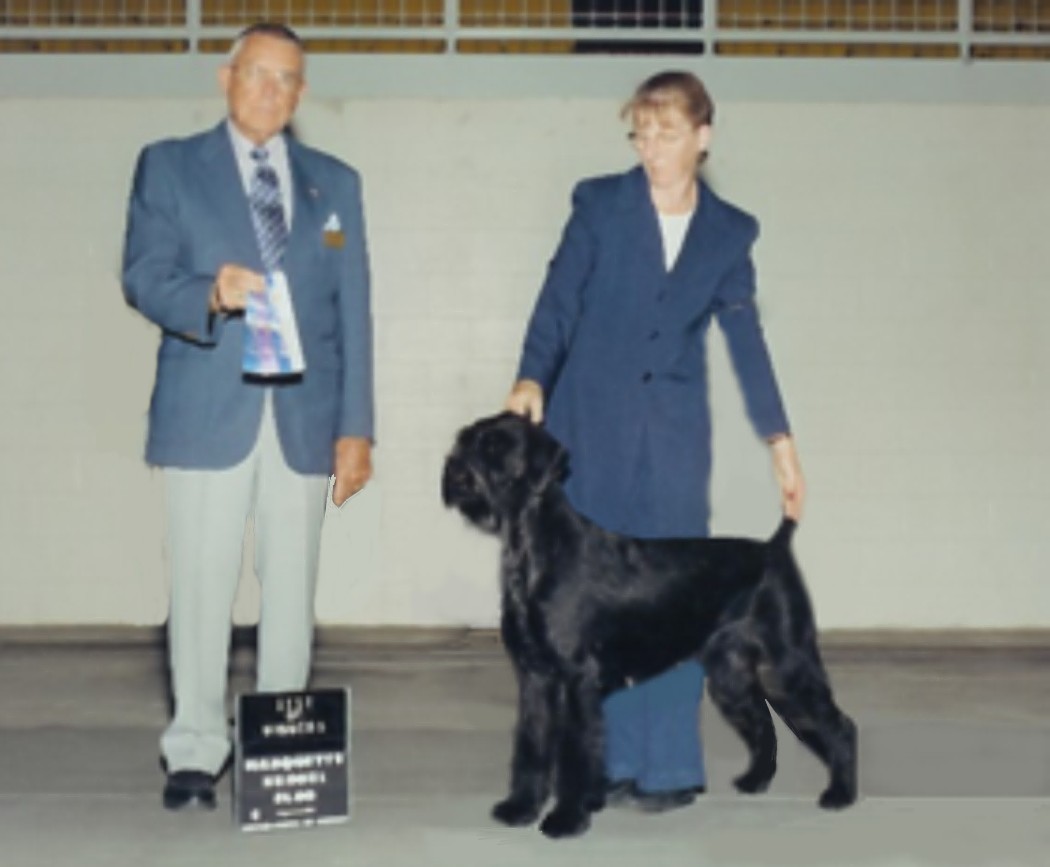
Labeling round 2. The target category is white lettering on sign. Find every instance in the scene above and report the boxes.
[261,720,328,737]
[244,752,345,773]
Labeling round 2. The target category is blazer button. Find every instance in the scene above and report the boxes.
[648,330,660,340]
[641,371,653,383]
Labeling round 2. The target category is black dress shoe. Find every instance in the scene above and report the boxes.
[604,778,637,807]
[163,770,217,811]
[634,785,705,814]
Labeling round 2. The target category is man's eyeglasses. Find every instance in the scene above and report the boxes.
[232,64,303,93]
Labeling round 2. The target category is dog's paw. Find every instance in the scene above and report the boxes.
[540,806,591,839]
[492,796,542,827]
[733,765,775,795]
[818,783,856,810]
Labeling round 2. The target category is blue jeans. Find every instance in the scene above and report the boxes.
[603,660,707,793]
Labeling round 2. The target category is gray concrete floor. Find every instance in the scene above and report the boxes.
[0,631,1047,867]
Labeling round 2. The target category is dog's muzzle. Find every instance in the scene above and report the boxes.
[442,452,502,533]
[441,455,475,507]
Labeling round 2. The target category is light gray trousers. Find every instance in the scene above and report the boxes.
[160,396,329,774]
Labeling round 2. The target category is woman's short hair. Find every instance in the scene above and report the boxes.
[621,71,715,129]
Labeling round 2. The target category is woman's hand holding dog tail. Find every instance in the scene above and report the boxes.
[769,435,805,521]
[506,379,545,424]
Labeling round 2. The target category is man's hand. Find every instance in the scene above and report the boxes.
[332,436,373,506]
[505,379,545,423]
[209,264,265,313]
[769,435,805,521]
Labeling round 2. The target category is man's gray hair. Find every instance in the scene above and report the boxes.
[227,22,303,65]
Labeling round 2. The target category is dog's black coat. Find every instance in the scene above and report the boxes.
[442,412,857,838]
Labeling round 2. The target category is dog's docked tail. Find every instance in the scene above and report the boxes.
[765,517,800,582]
[769,517,798,551]
[760,518,800,593]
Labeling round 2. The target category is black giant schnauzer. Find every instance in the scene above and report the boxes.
[442,412,857,838]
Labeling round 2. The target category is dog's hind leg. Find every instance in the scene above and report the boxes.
[703,629,778,795]
[492,668,559,827]
[762,646,858,810]
[539,666,604,839]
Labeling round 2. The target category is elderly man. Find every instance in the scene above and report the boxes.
[122,22,374,811]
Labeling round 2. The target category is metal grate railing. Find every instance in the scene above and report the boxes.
[973,0,1050,31]
[200,0,443,27]
[456,0,702,28]
[718,1,959,31]
[1,1,188,26]
[1,0,1048,55]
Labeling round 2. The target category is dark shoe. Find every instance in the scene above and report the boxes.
[163,770,217,811]
[604,778,637,807]
[634,785,705,814]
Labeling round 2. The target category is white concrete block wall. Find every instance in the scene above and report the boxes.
[0,96,1047,628]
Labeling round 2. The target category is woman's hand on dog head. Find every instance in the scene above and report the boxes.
[505,379,545,424]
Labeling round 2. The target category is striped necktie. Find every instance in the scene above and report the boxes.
[248,147,288,271]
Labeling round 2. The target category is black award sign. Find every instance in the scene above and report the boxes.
[234,688,350,831]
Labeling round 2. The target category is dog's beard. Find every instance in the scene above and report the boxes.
[455,496,502,533]
[442,457,503,533]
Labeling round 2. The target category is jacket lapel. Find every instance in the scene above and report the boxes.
[667,179,717,285]
[621,167,723,295]
[284,139,325,277]
[666,181,747,322]
[620,166,667,292]
[196,123,262,268]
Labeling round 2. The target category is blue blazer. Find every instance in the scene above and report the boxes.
[518,166,788,538]
[122,123,374,475]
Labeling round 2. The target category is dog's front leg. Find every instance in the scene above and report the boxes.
[540,667,603,839]
[492,667,559,827]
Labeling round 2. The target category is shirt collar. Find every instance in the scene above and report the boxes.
[225,120,287,165]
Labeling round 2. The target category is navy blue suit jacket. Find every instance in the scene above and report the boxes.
[518,167,788,538]
[122,123,374,475]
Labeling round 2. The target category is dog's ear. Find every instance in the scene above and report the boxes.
[524,424,569,492]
